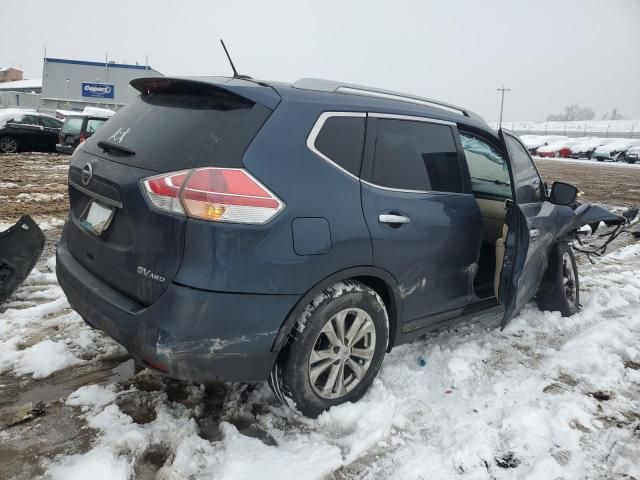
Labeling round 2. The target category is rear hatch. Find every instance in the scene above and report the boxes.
[60,116,84,146]
[64,77,277,305]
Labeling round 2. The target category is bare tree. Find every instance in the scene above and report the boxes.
[602,108,626,120]
[547,104,596,121]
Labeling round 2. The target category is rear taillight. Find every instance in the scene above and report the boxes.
[79,133,87,142]
[142,167,284,224]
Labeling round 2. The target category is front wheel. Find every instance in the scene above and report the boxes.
[0,135,18,153]
[269,280,389,417]
[536,242,579,317]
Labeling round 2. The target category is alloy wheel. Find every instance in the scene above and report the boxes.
[0,136,17,153]
[308,307,376,399]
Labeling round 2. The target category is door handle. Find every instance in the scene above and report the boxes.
[379,214,411,225]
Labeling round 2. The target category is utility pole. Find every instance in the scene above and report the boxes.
[497,85,511,129]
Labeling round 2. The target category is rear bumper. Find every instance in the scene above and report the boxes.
[56,241,300,383]
[56,144,75,155]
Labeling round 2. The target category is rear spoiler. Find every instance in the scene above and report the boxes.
[130,77,281,110]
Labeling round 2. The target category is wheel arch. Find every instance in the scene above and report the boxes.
[271,266,404,354]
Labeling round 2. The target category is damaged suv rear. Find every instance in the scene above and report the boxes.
[56,76,625,416]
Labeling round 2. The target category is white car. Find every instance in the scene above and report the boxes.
[593,139,640,162]
[625,145,640,164]
[569,137,618,159]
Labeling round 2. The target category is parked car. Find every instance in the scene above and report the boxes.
[56,76,622,416]
[0,109,63,153]
[593,138,640,162]
[56,112,113,155]
[625,145,640,164]
[536,139,582,158]
[520,135,568,155]
[569,137,618,159]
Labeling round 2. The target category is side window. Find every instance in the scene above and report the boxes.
[505,135,543,203]
[314,116,365,176]
[460,132,512,199]
[19,115,39,125]
[40,117,62,128]
[372,119,464,193]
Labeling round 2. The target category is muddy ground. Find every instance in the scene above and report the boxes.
[0,153,639,479]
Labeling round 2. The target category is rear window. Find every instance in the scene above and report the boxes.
[84,89,272,171]
[63,117,83,134]
[86,118,106,134]
[371,119,464,193]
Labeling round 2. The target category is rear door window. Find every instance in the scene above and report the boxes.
[84,89,272,172]
[371,118,464,193]
[313,115,365,176]
[40,116,63,128]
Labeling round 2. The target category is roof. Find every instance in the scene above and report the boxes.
[131,76,489,131]
[45,57,156,71]
[0,78,42,90]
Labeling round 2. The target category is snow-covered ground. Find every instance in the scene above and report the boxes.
[1,234,639,479]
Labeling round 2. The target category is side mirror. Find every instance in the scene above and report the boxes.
[550,181,578,205]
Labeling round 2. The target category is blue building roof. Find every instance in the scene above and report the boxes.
[44,57,155,71]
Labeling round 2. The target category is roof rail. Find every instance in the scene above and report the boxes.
[291,78,484,121]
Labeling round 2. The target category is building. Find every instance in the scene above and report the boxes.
[0,79,42,109]
[39,57,162,113]
[0,67,23,83]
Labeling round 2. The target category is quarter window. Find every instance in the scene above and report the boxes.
[371,119,464,193]
[460,132,512,199]
[314,116,365,176]
[86,118,107,134]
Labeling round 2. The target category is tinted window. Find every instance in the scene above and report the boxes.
[371,119,463,192]
[460,133,512,199]
[314,116,365,176]
[505,135,543,203]
[86,118,107,134]
[19,115,39,125]
[84,90,272,171]
[63,117,83,134]
[40,116,62,128]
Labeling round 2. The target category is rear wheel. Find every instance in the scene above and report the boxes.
[0,135,18,153]
[618,153,626,163]
[536,242,579,317]
[269,280,388,417]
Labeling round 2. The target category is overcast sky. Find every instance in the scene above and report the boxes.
[1,0,638,121]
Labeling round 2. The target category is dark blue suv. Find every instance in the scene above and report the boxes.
[57,76,596,416]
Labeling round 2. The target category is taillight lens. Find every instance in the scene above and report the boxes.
[141,167,284,224]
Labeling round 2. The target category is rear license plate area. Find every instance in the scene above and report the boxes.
[80,200,115,236]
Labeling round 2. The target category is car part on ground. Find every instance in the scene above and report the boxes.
[0,215,45,305]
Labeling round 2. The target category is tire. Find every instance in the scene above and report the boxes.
[536,243,579,317]
[0,135,18,153]
[618,153,626,163]
[269,280,389,417]
[596,157,604,162]
[627,158,637,164]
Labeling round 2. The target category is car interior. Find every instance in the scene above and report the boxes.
[459,132,513,301]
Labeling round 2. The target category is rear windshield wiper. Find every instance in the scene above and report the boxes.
[97,140,136,156]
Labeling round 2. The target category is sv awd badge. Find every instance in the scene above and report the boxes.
[137,266,165,283]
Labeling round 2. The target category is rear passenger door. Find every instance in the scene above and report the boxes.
[360,114,483,329]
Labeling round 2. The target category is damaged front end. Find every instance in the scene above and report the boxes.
[0,215,45,305]
[571,203,638,259]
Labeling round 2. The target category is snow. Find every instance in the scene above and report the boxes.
[536,138,582,153]
[10,339,85,379]
[28,237,639,479]
[0,108,33,128]
[569,137,612,154]
[594,139,640,156]
[519,135,568,150]
[0,78,42,90]
[492,119,640,134]
[2,231,639,478]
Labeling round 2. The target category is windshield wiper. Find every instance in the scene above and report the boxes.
[97,141,135,156]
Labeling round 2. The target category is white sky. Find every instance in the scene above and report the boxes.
[1,0,639,121]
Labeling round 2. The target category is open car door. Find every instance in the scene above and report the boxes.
[497,130,576,328]
[0,215,45,305]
